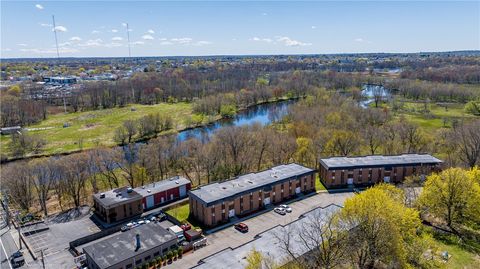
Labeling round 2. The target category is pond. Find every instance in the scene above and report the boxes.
[360,84,391,108]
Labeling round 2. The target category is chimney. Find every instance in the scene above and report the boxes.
[135,233,141,251]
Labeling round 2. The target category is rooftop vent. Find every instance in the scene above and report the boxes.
[247,180,254,184]
[142,186,145,189]
[175,181,179,184]
[99,193,105,198]
[127,187,133,193]
[222,187,227,190]
[147,189,151,193]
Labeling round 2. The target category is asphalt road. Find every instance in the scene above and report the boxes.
[1,206,18,269]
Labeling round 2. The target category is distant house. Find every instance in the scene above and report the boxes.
[0,126,22,135]
[319,154,443,188]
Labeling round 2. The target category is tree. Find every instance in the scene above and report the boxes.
[58,153,91,208]
[9,131,46,157]
[464,101,480,116]
[340,184,422,268]
[418,168,480,231]
[123,120,138,143]
[245,248,279,269]
[275,208,347,269]
[450,120,480,168]
[30,158,57,216]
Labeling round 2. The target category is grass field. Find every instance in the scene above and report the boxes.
[0,102,196,157]
[388,101,478,133]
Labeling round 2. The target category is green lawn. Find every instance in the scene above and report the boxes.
[315,175,327,191]
[0,102,195,158]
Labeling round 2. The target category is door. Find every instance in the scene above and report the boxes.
[383,176,390,183]
[161,197,164,204]
[295,187,301,194]
[228,209,235,218]
[179,185,187,197]
[146,195,155,209]
[347,178,354,185]
[170,194,174,200]
[263,197,271,206]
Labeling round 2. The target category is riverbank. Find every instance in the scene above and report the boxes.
[0,96,301,163]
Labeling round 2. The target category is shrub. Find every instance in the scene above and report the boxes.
[178,247,184,257]
[166,251,173,260]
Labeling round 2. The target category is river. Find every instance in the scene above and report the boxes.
[176,99,296,141]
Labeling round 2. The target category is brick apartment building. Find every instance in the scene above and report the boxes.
[319,154,442,188]
[188,163,316,227]
[93,176,191,224]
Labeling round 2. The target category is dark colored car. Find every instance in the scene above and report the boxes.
[155,212,167,221]
[353,188,361,194]
[10,251,25,268]
[234,223,249,233]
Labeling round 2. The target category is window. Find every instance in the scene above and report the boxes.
[154,251,159,257]
[145,255,151,262]
[135,259,142,265]
[126,264,133,269]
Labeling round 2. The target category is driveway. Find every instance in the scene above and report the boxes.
[174,191,353,269]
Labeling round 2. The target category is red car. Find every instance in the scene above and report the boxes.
[234,223,249,233]
[181,223,192,231]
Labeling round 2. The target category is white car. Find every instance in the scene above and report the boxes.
[137,220,146,225]
[274,207,286,215]
[279,204,292,213]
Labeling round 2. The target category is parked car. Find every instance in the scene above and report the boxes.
[274,207,286,215]
[353,188,361,194]
[137,220,146,225]
[279,204,292,213]
[234,223,249,233]
[155,212,167,221]
[150,216,157,222]
[121,225,130,232]
[10,251,24,268]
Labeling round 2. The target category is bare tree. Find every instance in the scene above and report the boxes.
[274,209,347,269]
[451,120,480,168]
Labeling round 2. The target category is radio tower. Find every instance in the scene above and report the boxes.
[126,23,131,57]
[52,15,60,59]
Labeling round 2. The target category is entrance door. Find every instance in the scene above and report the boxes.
[146,195,155,209]
[170,194,174,200]
[161,197,165,204]
[383,176,390,183]
[179,185,187,197]
[347,178,354,185]
[263,197,271,206]
[295,187,301,194]
[228,209,235,218]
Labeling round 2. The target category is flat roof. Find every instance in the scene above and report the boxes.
[83,222,177,269]
[192,204,342,269]
[189,164,314,205]
[93,187,142,208]
[134,176,190,197]
[320,154,442,170]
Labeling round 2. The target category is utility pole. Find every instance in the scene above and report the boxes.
[41,249,46,269]
[52,15,67,113]
[126,23,131,58]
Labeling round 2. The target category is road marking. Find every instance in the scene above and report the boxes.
[0,236,13,269]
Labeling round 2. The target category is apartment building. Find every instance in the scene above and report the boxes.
[319,154,442,188]
[188,163,316,227]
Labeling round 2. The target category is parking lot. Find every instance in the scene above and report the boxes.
[22,213,100,268]
[174,191,353,268]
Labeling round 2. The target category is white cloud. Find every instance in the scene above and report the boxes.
[53,26,67,32]
[40,23,52,27]
[111,29,118,33]
[276,36,311,47]
[78,39,103,47]
[105,42,123,48]
[112,36,123,41]
[35,4,44,10]
[20,47,79,54]
[141,34,154,40]
[70,36,82,41]
[251,37,273,43]
[132,41,145,45]
[171,37,193,44]
[311,26,317,29]
[160,41,173,45]
[159,38,167,41]
[17,43,28,47]
[354,38,372,44]
[91,30,100,34]
[194,41,212,46]
[262,12,268,16]
[58,42,72,47]
[122,23,128,27]
[147,29,155,34]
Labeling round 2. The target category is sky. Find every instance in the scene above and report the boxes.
[1,1,479,58]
